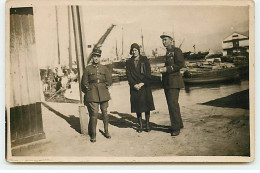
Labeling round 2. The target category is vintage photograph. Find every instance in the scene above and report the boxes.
[6,0,254,162]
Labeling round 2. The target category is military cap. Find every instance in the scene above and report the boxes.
[92,48,102,57]
[160,31,173,39]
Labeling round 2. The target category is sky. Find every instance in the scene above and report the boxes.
[33,4,249,68]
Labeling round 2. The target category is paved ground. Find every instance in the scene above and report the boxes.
[13,81,250,157]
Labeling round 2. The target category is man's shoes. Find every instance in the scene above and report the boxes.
[90,137,96,143]
[104,131,111,139]
[171,130,180,136]
[90,133,96,142]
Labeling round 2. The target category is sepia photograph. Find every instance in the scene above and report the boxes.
[5,0,255,162]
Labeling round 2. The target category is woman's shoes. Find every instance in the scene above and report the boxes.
[145,122,151,132]
[137,127,143,133]
[145,126,151,132]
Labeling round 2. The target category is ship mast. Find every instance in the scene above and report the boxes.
[172,25,175,47]
[179,39,185,49]
[121,27,124,57]
[115,40,118,60]
[141,29,145,54]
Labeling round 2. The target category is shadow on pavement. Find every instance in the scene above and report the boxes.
[200,89,249,110]
[108,111,171,133]
[42,102,81,133]
[42,102,171,135]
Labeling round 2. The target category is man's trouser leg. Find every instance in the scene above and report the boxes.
[164,88,183,131]
[100,101,111,138]
[86,102,99,141]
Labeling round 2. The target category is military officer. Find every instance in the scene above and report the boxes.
[159,32,185,136]
[81,48,112,142]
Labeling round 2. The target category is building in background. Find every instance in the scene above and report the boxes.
[222,32,249,56]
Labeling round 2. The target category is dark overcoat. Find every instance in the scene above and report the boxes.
[162,46,185,89]
[81,64,112,104]
[126,56,155,113]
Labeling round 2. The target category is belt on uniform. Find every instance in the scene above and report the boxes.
[89,80,105,84]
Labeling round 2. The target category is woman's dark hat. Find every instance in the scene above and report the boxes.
[92,48,102,57]
[130,43,140,55]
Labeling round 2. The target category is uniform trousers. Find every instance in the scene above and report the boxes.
[164,88,184,131]
[86,101,109,136]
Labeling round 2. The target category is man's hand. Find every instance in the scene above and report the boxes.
[84,85,90,91]
[159,67,167,73]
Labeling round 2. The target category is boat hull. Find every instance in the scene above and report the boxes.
[183,68,240,84]
[183,74,239,84]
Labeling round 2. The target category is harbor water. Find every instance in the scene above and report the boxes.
[108,80,249,114]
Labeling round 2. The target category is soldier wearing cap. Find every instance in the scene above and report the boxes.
[81,48,112,142]
[159,32,185,136]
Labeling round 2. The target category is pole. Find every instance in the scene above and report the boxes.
[71,5,88,135]
[55,6,61,65]
[71,5,85,103]
[68,6,72,70]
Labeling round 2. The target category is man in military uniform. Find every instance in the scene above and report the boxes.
[81,48,112,142]
[159,32,185,136]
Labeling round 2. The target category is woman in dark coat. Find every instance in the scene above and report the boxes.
[126,43,155,133]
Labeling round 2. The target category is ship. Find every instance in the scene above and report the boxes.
[183,51,209,61]
[183,44,209,61]
[182,65,240,84]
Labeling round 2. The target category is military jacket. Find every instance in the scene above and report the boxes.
[81,64,112,103]
[162,46,185,89]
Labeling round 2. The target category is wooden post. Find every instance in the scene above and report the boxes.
[68,6,72,71]
[55,6,61,65]
[71,5,88,135]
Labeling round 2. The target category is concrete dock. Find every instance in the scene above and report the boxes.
[13,81,250,157]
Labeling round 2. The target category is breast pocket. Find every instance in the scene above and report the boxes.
[88,72,96,81]
[99,71,106,81]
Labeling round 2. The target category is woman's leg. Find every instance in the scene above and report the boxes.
[136,113,143,133]
[145,111,151,132]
